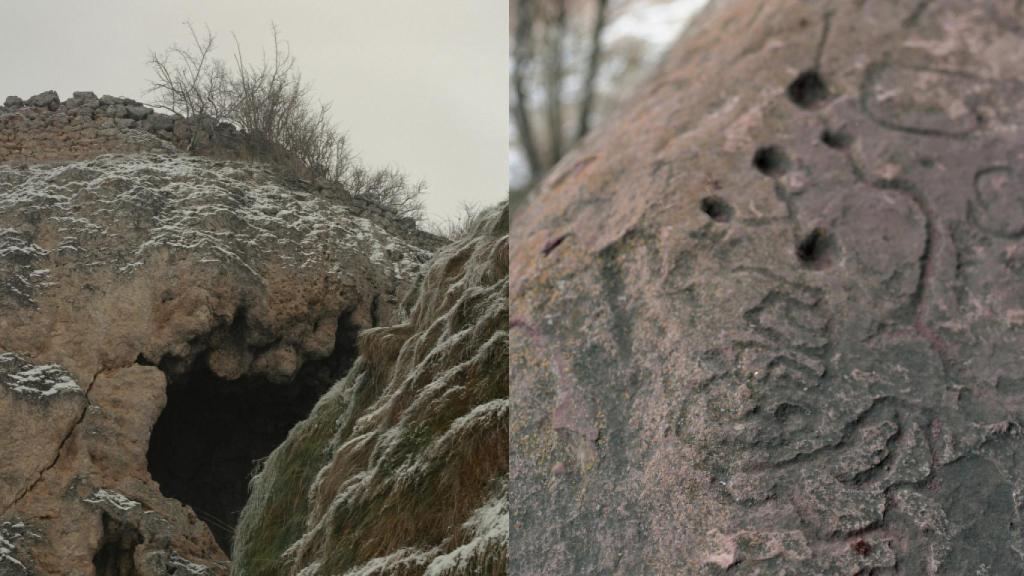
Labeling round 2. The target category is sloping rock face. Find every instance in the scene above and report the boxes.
[232,204,509,576]
[0,108,436,574]
[512,0,1024,574]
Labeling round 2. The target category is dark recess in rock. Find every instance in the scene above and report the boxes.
[92,514,142,576]
[796,227,834,268]
[146,313,360,553]
[787,69,829,109]
[700,196,733,222]
[542,234,568,256]
[820,128,853,149]
[752,145,790,176]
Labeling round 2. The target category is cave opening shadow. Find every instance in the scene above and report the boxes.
[146,312,360,554]
[93,513,142,576]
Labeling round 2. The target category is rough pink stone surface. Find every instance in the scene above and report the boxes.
[511,0,1024,573]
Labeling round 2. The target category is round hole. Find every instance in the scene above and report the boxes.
[753,146,790,177]
[796,227,834,269]
[787,70,829,109]
[820,128,852,149]
[700,196,733,222]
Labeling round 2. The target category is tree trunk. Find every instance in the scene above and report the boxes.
[511,0,1024,574]
[544,0,567,165]
[576,0,608,141]
[512,0,543,183]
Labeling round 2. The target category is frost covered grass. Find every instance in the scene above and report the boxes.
[232,203,508,576]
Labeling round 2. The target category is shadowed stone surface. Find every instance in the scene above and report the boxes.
[511,0,1024,574]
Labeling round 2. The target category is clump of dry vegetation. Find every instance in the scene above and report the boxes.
[231,202,509,576]
[148,23,425,221]
[424,203,487,241]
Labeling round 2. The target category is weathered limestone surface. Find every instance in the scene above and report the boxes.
[0,99,438,575]
[512,0,1024,574]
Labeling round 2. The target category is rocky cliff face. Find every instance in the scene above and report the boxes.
[231,204,508,576]
[512,0,1024,573]
[0,95,438,575]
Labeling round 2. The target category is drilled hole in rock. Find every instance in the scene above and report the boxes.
[787,69,829,109]
[796,227,834,269]
[752,146,790,176]
[820,128,852,149]
[146,312,360,554]
[700,196,733,222]
[93,514,142,576]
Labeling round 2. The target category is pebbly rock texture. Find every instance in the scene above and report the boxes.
[1,91,233,164]
[512,0,1024,574]
[232,204,509,576]
[0,99,439,575]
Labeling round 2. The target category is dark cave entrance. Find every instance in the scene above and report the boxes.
[146,313,360,554]
[92,513,142,576]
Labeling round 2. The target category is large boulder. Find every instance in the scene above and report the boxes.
[25,91,59,111]
[511,0,1024,573]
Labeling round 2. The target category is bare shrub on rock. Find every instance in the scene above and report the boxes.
[147,23,234,125]
[147,23,426,222]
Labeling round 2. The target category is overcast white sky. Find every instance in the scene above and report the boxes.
[0,0,507,221]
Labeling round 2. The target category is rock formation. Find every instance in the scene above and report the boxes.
[0,93,432,241]
[511,0,1024,573]
[0,93,439,575]
[231,204,508,576]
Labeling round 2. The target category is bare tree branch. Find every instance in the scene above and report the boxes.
[147,22,428,222]
[146,22,227,124]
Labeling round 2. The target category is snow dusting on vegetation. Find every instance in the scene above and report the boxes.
[232,203,508,576]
